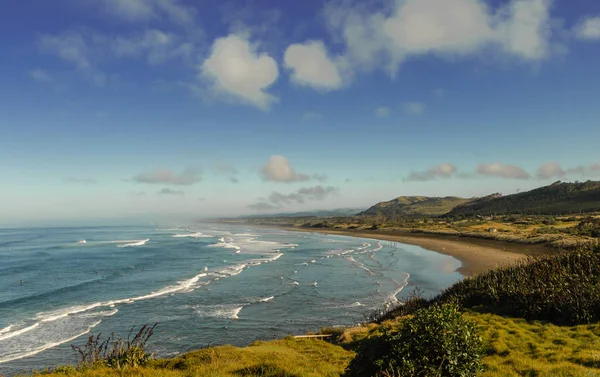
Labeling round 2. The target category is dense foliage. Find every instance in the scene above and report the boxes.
[385,243,600,325]
[446,181,600,217]
[345,304,483,377]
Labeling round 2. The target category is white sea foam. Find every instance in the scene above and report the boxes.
[117,238,149,247]
[194,305,245,320]
[0,323,40,341]
[389,272,411,303]
[172,232,212,238]
[0,322,101,364]
[259,296,274,302]
[0,325,13,336]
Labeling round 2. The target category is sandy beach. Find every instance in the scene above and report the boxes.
[274,227,554,276]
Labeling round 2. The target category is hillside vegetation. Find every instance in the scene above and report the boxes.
[446,180,600,217]
[358,196,472,217]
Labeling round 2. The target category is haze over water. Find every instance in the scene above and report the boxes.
[0,224,461,375]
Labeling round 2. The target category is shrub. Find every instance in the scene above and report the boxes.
[345,304,483,377]
[384,243,600,326]
[71,323,157,369]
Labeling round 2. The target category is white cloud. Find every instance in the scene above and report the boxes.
[111,29,192,64]
[574,16,600,40]
[324,0,559,77]
[268,186,339,205]
[405,163,457,181]
[403,102,425,115]
[375,106,390,118]
[38,32,91,69]
[261,155,309,183]
[284,40,343,91]
[30,69,53,83]
[133,167,201,185]
[37,32,107,86]
[477,162,531,179]
[497,0,554,60]
[200,34,279,110]
[536,161,566,179]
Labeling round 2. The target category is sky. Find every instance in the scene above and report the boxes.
[1,0,600,226]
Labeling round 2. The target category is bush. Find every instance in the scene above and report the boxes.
[71,323,157,370]
[345,304,483,377]
[384,243,600,326]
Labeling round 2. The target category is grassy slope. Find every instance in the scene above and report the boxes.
[27,338,354,377]
[31,313,600,377]
[337,312,600,377]
[358,196,472,217]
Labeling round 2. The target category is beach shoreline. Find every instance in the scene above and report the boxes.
[263,226,554,276]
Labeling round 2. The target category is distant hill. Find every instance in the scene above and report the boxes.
[446,181,600,217]
[243,208,365,219]
[358,196,473,218]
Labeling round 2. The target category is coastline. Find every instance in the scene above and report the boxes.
[268,226,554,276]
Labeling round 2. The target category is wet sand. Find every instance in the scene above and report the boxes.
[273,227,554,276]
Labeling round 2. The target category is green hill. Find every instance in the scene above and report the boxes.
[446,180,600,217]
[358,196,473,218]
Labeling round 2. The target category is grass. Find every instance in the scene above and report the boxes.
[32,314,600,377]
[25,338,354,377]
[472,313,600,377]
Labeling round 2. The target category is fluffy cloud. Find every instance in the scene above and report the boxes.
[324,0,558,77]
[158,188,185,195]
[284,40,343,91]
[537,161,588,179]
[403,102,425,115]
[30,69,53,83]
[200,34,279,110]
[375,107,390,118]
[574,16,600,40]
[260,155,310,182]
[405,163,457,181]
[477,162,531,179]
[269,186,339,205]
[133,167,201,185]
[536,161,566,179]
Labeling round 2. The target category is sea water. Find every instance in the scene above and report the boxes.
[0,224,462,375]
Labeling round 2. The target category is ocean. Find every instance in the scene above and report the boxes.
[0,224,462,375]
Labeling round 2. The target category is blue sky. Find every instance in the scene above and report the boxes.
[1,0,600,226]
